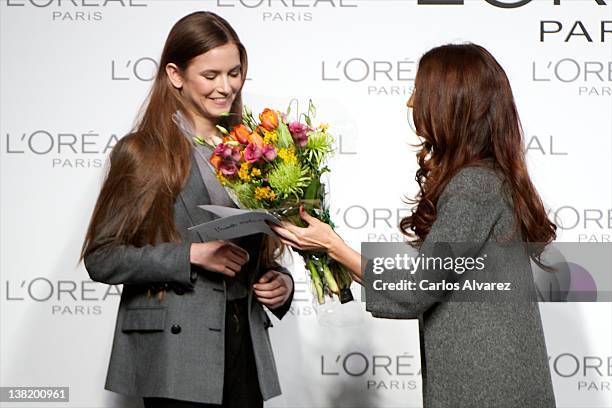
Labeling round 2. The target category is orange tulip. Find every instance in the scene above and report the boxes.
[230,124,251,145]
[259,108,279,131]
[210,155,223,170]
[247,132,265,148]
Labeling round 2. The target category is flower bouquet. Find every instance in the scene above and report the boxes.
[200,100,353,305]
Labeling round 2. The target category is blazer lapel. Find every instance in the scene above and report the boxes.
[179,155,214,242]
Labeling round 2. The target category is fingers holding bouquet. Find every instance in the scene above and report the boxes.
[271,206,336,252]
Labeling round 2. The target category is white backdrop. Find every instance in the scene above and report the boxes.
[1,1,611,407]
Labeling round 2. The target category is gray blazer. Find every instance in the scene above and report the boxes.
[84,148,294,405]
[366,167,556,408]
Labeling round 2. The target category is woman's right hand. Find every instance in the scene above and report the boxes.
[270,206,364,285]
[189,241,249,277]
[270,206,339,252]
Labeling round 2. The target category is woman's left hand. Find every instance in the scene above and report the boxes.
[253,270,293,310]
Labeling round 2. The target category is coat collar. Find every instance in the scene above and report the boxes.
[179,154,214,242]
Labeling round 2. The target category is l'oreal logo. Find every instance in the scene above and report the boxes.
[216,0,357,7]
[417,0,606,8]
[5,0,147,7]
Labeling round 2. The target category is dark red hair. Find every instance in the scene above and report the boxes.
[400,43,556,250]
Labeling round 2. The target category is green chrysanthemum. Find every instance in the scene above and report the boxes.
[304,130,333,167]
[268,161,310,200]
[232,182,260,209]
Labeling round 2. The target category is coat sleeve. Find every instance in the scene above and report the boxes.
[82,134,197,288]
[84,240,196,287]
[365,167,504,319]
[267,262,295,320]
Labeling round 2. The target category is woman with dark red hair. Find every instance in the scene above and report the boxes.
[272,43,557,407]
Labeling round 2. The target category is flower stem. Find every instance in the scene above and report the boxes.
[306,259,325,305]
[320,260,340,295]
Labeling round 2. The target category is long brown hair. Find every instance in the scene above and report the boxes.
[81,12,280,270]
[400,43,556,251]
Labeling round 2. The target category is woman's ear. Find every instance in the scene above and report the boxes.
[166,63,184,89]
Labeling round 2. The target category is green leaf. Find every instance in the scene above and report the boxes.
[276,121,294,149]
[303,178,321,211]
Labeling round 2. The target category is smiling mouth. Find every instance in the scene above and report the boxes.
[209,97,231,106]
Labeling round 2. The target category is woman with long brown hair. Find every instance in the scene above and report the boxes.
[272,43,557,407]
[81,11,293,408]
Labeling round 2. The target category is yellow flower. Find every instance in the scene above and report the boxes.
[263,130,278,145]
[238,162,251,182]
[255,186,277,201]
[251,167,261,177]
[216,172,228,186]
[278,147,297,163]
[318,123,330,132]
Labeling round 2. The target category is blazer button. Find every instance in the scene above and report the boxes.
[171,324,181,334]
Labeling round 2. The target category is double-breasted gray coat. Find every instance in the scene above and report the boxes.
[84,143,294,405]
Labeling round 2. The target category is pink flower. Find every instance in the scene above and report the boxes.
[219,161,238,176]
[295,134,308,148]
[213,143,231,158]
[244,143,262,163]
[288,121,309,147]
[231,146,241,162]
[288,121,307,137]
[262,144,277,161]
[214,144,241,162]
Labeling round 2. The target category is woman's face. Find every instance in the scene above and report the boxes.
[406,90,418,136]
[406,92,414,108]
[168,43,243,122]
